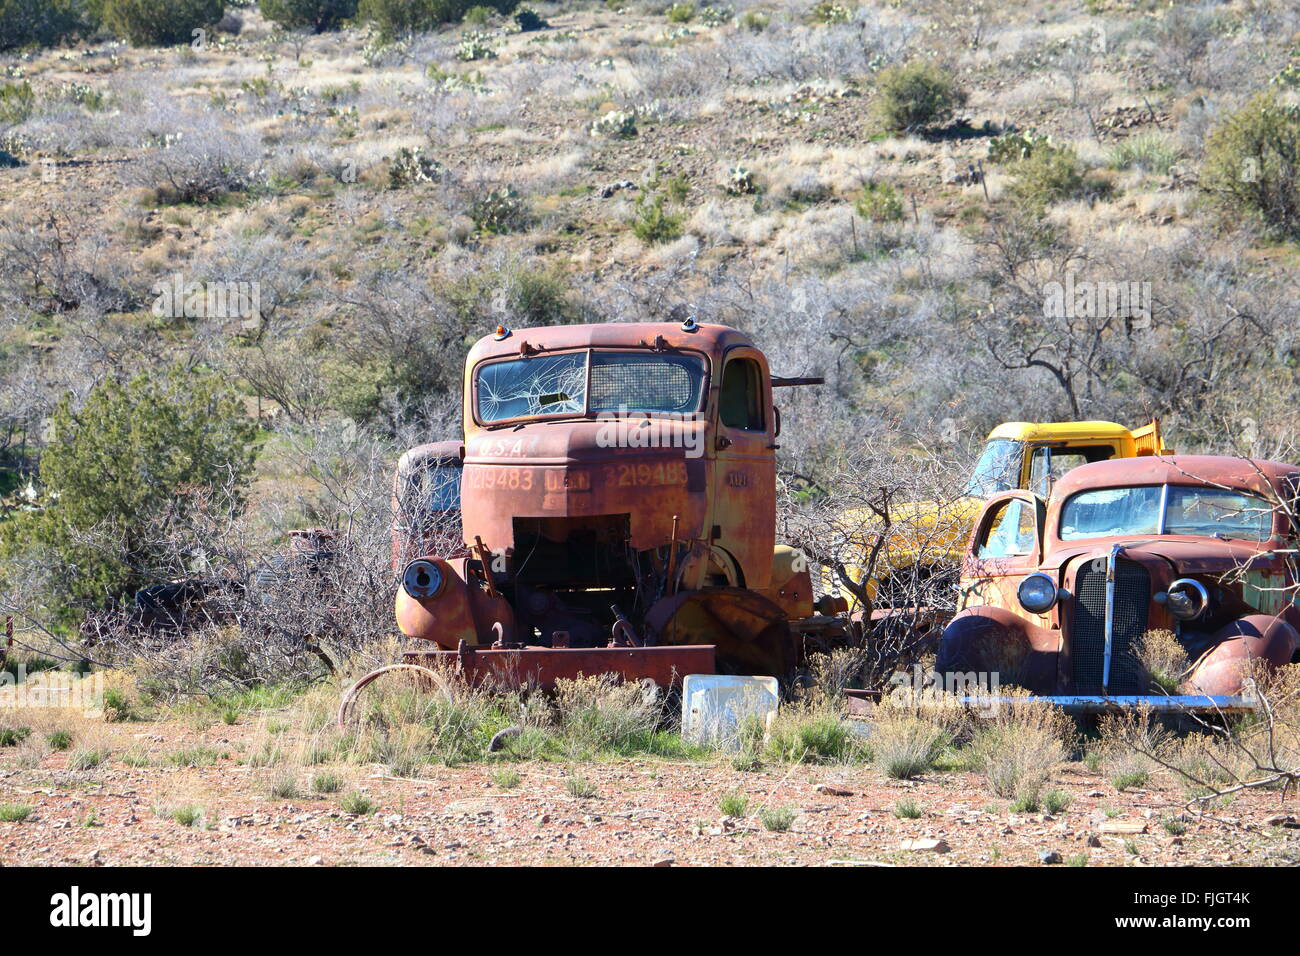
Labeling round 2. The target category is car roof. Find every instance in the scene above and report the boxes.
[465,322,754,366]
[1051,455,1300,500]
[987,420,1134,442]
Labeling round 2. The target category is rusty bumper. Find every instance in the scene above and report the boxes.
[402,643,715,689]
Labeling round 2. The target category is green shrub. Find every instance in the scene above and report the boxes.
[268,772,300,799]
[1005,145,1096,211]
[855,181,904,222]
[1108,132,1179,175]
[0,803,33,822]
[565,774,597,798]
[1042,789,1072,814]
[67,747,106,771]
[312,771,343,793]
[808,0,849,24]
[893,797,922,818]
[0,81,35,125]
[0,726,30,747]
[103,687,136,722]
[340,791,375,814]
[631,191,683,244]
[739,9,768,31]
[718,791,749,816]
[461,3,494,24]
[760,806,795,831]
[0,369,256,625]
[874,60,966,133]
[491,767,522,789]
[358,0,515,39]
[261,0,358,32]
[1201,90,1300,238]
[170,805,202,826]
[0,0,92,52]
[665,1,694,22]
[1111,769,1148,791]
[101,0,225,46]
[46,729,72,751]
[764,706,860,764]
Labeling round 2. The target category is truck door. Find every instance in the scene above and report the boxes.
[710,349,776,590]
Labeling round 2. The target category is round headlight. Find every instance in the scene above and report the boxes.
[402,559,444,600]
[1017,572,1059,614]
[1164,577,1208,621]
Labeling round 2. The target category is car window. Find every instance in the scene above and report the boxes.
[977,498,1037,558]
[719,358,764,431]
[965,439,1024,497]
[1028,445,1117,496]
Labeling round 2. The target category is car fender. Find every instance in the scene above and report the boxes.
[1183,614,1299,696]
[936,606,1059,695]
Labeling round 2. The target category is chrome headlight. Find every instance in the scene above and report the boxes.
[1017,572,1059,614]
[1162,577,1208,621]
[402,559,444,600]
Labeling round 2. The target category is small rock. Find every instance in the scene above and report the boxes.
[1086,834,1102,848]
[1040,850,1062,865]
[815,784,853,797]
[652,857,674,867]
[307,856,322,865]
[897,839,950,853]
[1086,790,1105,798]
[1265,814,1297,828]
[537,813,550,825]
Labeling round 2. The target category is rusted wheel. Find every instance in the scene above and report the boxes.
[336,663,452,731]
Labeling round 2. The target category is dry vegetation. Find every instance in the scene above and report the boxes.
[1,0,1300,864]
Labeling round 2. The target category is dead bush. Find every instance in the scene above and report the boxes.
[1135,629,1190,695]
[970,694,1075,803]
[869,691,963,779]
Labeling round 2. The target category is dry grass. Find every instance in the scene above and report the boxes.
[869,691,963,780]
[969,692,1075,803]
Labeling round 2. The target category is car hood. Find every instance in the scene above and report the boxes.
[1042,536,1278,574]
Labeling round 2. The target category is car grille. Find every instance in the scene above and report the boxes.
[1070,557,1149,695]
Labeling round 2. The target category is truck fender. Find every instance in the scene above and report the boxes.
[936,607,1057,695]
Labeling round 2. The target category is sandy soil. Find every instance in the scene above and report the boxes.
[2,713,1298,866]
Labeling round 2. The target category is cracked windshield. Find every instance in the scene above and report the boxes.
[476,350,707,422]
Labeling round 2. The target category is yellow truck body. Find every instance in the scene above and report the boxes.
[835,419,1169,611]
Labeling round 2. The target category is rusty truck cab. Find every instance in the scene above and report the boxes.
[395,320,799,676]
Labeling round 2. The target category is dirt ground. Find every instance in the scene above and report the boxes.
[2,710,1298,867]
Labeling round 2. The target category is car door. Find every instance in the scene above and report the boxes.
[708,348,776,590]
[963,492,1043,612]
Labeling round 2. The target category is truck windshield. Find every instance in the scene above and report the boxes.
[964,439,1023,497]
[1060,485,1274,541]
[475,350,708,423]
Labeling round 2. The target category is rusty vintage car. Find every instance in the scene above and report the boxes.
[936,455,1300,712]
[340,318,852,717]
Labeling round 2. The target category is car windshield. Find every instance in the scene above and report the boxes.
[1060,485,1274,541]
[964,439,1023,497]
[475,349,708,423]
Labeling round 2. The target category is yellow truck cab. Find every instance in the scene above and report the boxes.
[839,419,1169,613]
[967,420,1168,499]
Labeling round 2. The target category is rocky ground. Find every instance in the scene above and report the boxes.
[2,711,1298,866]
